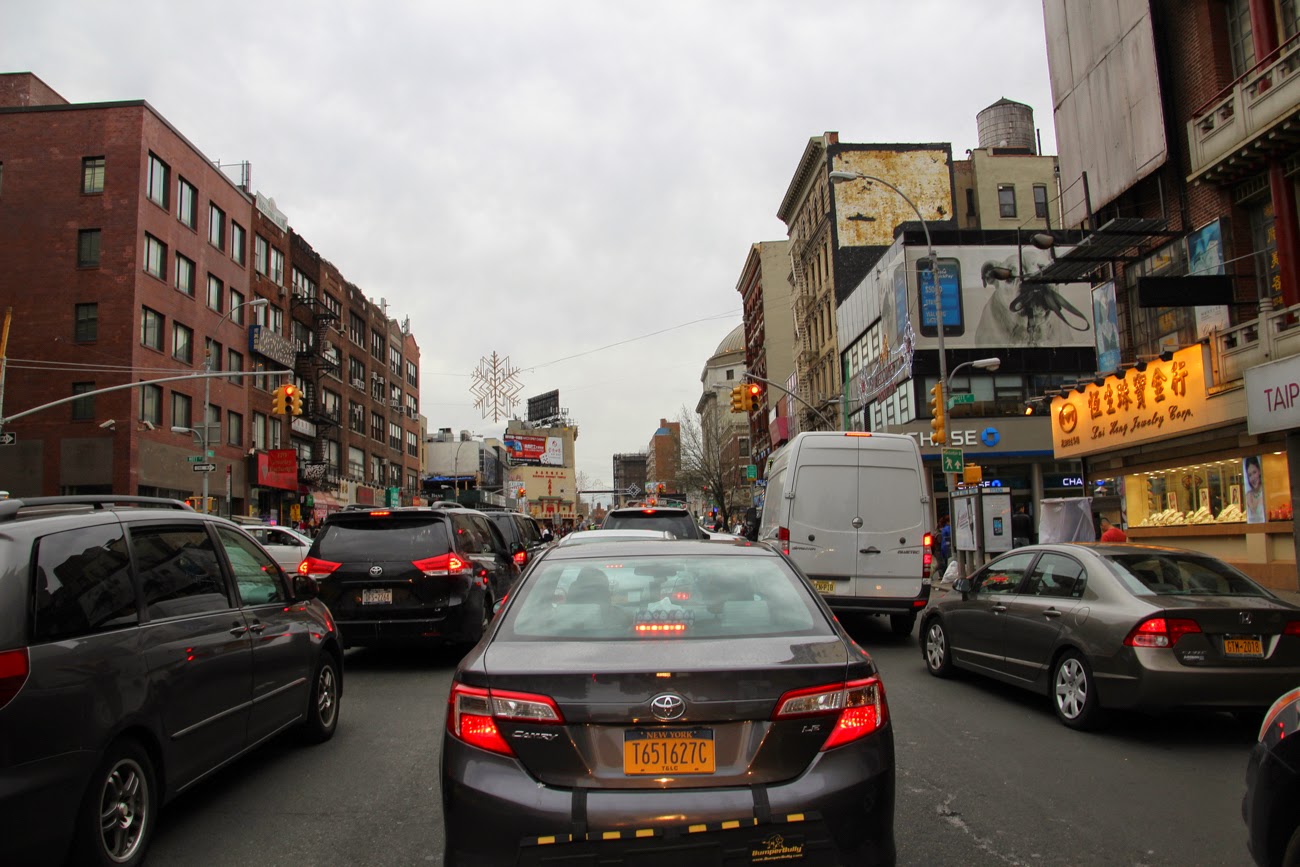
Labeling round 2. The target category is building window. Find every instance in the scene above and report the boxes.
[207,275,223,311]
[997,185,1016,218]
[1285,0,1300,39]
[348,356,365,386]
[71,382,95,421]
[349,312,365,345]
[146,153,169,208]
[77,229,101,267]
[227,411,243,446]
[389,346,402,376]
[206,404,221,436]
[371,332,385,361]
[371,411,384,442]
[227,349,243,381]
[1226,0,1256,77]
[140,384,162,425]
[173,322,194,364]
[175,253,196,296]
[144,234,166,280]
[1033,185,1049,219]
[229,289,246,324]
[204,338,222,371]
[140,307,163,351]
[323,293,341,319]
[254,234,269,276]
[208,203,225,249]
[74,303,98,342]
[270,247,285,286]
[253,412,268,450]
[407,430,418,457]
[177,178,197,229]
[171,392,192,429]
[406,359,418,387]
[348,446,365,479]
[965,188,977,217]
[350,400,365,434]
[231,222,246,265]
[389,422,401,451]
[738,437,750,458]
[82,156,105,194]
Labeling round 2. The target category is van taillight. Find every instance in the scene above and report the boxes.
[922,532,933,578]
[0,647,30,711]
[513,550,527,566]
[414,553,467,577]
[298,556,341,579]
[777,526,790,555]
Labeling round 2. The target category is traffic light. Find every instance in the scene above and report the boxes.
[271,384,288,415]
[729,384,745,413]
[285,384,303,416]
[929,383,946,445]
[742,382,762,412]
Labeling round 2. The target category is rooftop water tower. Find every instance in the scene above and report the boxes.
[977,98,1036,152]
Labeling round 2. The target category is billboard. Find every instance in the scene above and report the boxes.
[1092,282,1121,375]
[504,434,564,466]
[527,390,560,422]
[831,147,953,248]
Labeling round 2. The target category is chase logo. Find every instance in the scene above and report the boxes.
[980,427,1001,447]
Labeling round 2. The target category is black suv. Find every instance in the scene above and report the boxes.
[475,506,551,570]
[601,506,707,539]
[0,496,342,867]
[300,506,518,648]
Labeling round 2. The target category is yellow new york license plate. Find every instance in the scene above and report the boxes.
[1224,636,1264,657]
[812,579,836,594]
[623,728,715,775]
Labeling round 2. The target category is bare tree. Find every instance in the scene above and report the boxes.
[676,406,749,529]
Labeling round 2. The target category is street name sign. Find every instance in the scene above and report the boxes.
[193,463,217,473]
[946,393,975,409]
[186,456,204,463]
[941,448,964,474]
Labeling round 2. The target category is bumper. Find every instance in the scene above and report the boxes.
[336,599,479,647]
[822,595,929,617]
[440,726,895,867]
[1094,648,1300,712]
[0,750,95,866]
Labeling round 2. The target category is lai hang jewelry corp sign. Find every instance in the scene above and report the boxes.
[1050,344,1237,458]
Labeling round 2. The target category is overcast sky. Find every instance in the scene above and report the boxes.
[10,0,1057,492]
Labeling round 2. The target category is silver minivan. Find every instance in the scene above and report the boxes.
[759,431,932,634]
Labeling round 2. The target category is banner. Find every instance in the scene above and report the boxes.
[505,435,564,466]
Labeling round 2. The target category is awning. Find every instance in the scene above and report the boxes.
[1024,218,1178,284]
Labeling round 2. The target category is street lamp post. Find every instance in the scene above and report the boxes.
[192,297,268,515]
[945,357,1002,396]
[453,435,482,502]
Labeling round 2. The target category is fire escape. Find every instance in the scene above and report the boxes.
[291,293,340,488]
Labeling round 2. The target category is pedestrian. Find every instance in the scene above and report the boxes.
[1099,516,1127,542]
[939,515,951,569]
[932,515,950,576]
[1011,503,1034,548]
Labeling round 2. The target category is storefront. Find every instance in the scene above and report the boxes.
[1050,344,1296,590]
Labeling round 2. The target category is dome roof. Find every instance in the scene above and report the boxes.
[712,324,745,358]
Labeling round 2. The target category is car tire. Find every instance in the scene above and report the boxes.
[1283,822,1300,867]
[300,652,341,744]
[922,617,954,678]
[890,613,916,636]
[71,738,157,867]
[1052,651,1104,730]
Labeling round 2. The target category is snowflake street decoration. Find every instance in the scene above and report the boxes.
[470,352,524,423]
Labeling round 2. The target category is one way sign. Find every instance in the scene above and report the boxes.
[0,432,15,445]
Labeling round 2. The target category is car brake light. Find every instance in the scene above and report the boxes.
[0,647,30,711]
[370,510,391,517]
[298,556,341,579]
[843,431,873,437]
[447,682,563,757]
[772,677,888,750]
[635,622,688,634]
[513,550,527,566]
[922,532,933,578]
[413,552,467,577]
[1124,616,1202,648]
[641,509,657,515]
[1285,621,1300,635]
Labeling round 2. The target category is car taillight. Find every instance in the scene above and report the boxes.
[298,556,341,579]
[1124,616,1202,648]
[772,677,888,750]
[0,647,30,711]
[513,550,527,566]
[922,532,933,578]
[1285,621,1300,636]
[413,552,467,577]
[447,682,564,757]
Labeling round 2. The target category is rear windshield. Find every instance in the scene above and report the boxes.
[1104,552,1270,597]
[604,512,699,539]
[314,517,450,561]
[499,554,827,641]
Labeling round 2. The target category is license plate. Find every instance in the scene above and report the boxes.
[812,579,836,594]
[1224,635,1264,657]
[623,728,715,775]
[361,588,392,605]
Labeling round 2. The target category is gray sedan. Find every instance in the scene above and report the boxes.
[920,543,1300,729]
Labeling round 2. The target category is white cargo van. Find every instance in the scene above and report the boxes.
[759,431,932,634]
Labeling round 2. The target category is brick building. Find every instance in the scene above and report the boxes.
[0,73,423,518]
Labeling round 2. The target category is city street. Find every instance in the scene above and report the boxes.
[149,617,1259,867]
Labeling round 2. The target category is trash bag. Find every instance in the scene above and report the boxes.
[942,558,960,583]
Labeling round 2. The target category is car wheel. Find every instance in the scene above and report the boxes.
[300,652,341,744]
[1283,822,1300,867]
[922,618,954,678]
[72,738,157,867]
[890,613,916,636]
[1052,651,1104,730]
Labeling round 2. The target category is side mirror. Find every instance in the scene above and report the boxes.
[293,574,321,600]
[952,577,973,594]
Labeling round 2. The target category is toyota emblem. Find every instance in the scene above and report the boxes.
[369,565,384,577]
[650,693,686,721]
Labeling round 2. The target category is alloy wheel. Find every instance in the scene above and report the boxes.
[925,623,947,671]
[99,757,149,863]
[1055,657,1088,719]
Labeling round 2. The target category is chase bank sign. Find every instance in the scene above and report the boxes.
[895,416,1053,455]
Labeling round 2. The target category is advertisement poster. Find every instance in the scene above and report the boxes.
[917,258,963,334]
[1092,281,1121,375]
[952,492,979,553]
[1243,456,1266,523]
[1188,219,1230,338]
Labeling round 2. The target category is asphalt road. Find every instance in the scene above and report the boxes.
[148,619,1259,867]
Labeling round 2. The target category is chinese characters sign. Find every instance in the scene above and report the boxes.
[1050,345,1234,458]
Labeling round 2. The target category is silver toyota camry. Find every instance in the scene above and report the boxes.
[920,543,1300,729]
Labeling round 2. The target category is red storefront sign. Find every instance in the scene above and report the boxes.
[256,450,298,491]
[355,486,375,505]
[505,435,548,463]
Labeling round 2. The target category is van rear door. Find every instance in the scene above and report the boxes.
[852,440,926,600]
[788,437,859,596]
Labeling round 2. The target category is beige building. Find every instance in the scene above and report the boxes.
[736,240,793,467]
[504,420,579,528]
[953,100,1059,231]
